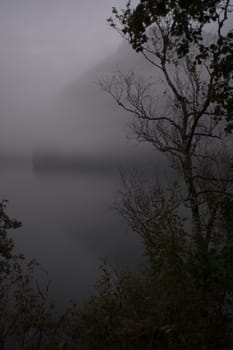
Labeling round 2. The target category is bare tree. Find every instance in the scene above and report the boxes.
[100,2,233,255]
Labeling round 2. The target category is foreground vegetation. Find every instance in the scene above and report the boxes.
[1,187,233,349]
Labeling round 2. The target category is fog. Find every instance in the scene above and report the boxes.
[0,0,151,306]
[0,0,135,155]
[0,0,232,307]
[0,0,231,155]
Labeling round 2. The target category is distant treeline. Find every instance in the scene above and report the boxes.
[32,152,164,175]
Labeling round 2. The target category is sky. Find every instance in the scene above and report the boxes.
[0,0,133,154]
[0,0,230,96]
[0,0,231,155]
[0,0,129,92]
[0,0,231,92]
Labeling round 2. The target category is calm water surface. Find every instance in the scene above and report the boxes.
[0,163,143,307]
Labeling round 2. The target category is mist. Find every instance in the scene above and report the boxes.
[1,2,233,348]
[0,0,133,155]
[1,0,230,308]
[0,0,154,307]
[1,0,231,156]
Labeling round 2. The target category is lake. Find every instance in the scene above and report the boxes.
[0,160,144,309]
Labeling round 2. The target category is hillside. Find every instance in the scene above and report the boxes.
[35,40,162,162]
